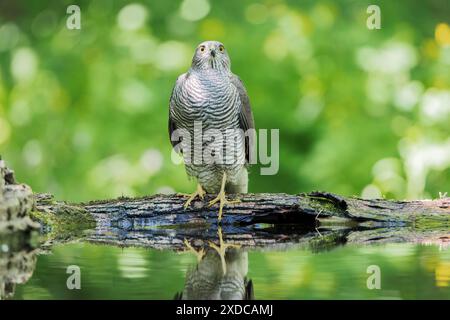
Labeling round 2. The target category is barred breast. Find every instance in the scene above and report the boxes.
[182,249,248,300]
[170,69,246,193]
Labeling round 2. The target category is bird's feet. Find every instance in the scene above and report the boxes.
[180,184,206,209]
[207,172,240,221]
[184,239,205,262]
[208,227,240,275]
[208,191,240,221]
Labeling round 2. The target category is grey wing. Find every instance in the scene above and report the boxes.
[168,99,178,150]
[168,74,186,150]
[230,74,255,163]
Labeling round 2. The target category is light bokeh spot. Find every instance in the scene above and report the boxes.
[356,42,417,74]
[435,23,450,46]
[117,3,149,31]
[179,0,210,22]
[361,184,383,199]
[10,47,38,83]
[420,88,450,123]
[155,41,191,71]
[394,81,424,111]
[140,149,163,175]
[264,31,288,61]
[22,140,43,167]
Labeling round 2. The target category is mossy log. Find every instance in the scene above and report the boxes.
[32,192,450,250]
[35,191,450,227]
[2,157,447,250]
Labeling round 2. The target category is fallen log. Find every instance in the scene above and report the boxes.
[2,158,448,251]
[32,191,450,250]
[35,191,450,228]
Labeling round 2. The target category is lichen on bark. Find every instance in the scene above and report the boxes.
[0,158,39,232]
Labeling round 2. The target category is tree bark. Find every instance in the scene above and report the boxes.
[35,191,450,227]
[0,159,39,232]
[2,158,447,251]
[33,192,450,250]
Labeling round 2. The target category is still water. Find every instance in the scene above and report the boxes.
[4,242,449,299]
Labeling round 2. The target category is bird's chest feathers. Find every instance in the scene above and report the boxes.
[180,72,239,122]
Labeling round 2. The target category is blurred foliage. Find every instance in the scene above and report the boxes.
[0,0,449,201]
[1,1,449,301]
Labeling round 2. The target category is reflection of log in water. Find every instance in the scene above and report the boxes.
[86,226,449,252]
[0,234,38,300]
[0,160,39,299]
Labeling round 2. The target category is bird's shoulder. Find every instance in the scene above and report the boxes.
[170,73,188,103]
[229,73,248,94]
[229,72,243,85]
[172,71,203,91]
[175,72,188,87]
[229,73,250,105]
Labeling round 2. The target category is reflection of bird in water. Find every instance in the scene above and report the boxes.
[0,248,37,300]
[175,228,254,300]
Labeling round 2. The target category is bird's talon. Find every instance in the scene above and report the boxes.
[177,193,190,198]
[184,239,205,262]
[208,193,222,207]
[208,242,220,251]
[182,184,205,209]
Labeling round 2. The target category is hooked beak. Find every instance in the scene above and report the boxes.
[210,48,216,58]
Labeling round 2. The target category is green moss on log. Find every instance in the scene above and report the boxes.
[31,203,95,239]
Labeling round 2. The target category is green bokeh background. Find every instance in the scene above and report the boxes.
[1,1,449,300]
[0,0,449,201]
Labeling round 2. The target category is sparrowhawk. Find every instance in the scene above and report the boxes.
[169,40,255,221]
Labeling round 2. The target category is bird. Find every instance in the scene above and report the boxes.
[175,228,254,300]
[176,247,253,300]
[169,40,255,221]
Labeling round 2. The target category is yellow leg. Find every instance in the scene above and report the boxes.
[208,227,241,275]
[208,172,240,221]
[183,239,205,262]
[181,183,206,209]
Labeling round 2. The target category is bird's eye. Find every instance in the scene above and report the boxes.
[199,46,206,52]
[219,45,224,52]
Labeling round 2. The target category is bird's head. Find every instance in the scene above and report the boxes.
[191,40,231,72]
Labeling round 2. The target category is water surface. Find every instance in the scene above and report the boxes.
[7,242,450,299]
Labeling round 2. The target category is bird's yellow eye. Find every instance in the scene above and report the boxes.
[199,46,206,52]
[219,45,224,52]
